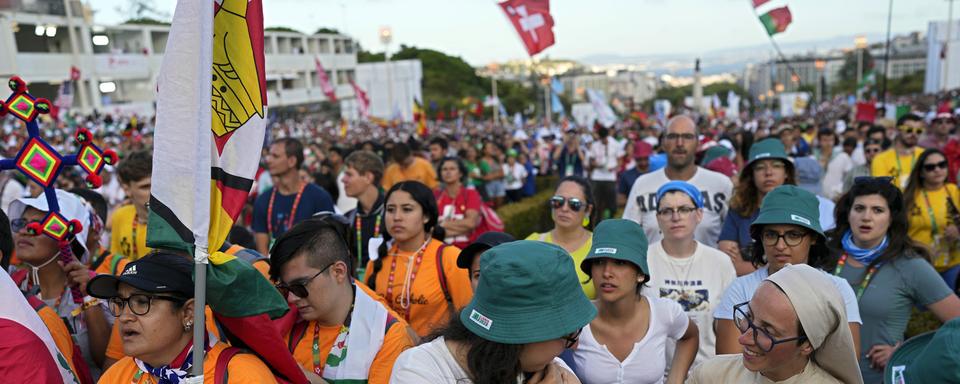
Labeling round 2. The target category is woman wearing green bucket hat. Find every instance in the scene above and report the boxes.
[571,219,699,384]
[390,240,595,384]
[714,185,863,357]
[719,138,796,276]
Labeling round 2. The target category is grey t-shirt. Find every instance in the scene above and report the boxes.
[835,256,953,383]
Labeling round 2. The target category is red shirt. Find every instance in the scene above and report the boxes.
[434,187,483,249]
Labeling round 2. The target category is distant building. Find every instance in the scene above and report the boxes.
[925,19,960,94]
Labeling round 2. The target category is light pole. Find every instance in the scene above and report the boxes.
[815,59,826,104]
[943,0,956,92]
[488,63,500,125]
[379,26,394,120]
[855,35,868,100]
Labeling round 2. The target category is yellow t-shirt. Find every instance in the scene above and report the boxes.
[526,232,595,299]
[98,342,277,384]
[365,239,472,337]
[871,147,925,189]
[381,157,438,191]
[109,204,152,260]
[908,184,960,270]
[287,284,415,384]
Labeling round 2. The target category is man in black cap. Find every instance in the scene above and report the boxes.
[456,232,516,291]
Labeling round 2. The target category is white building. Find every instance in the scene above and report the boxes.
[925,19,960,94]
[0,1,359,117]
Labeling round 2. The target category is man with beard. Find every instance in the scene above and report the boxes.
[871,114,926,189]
[623,116,733,247]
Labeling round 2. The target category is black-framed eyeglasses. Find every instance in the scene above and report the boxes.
[853,176,893,186]
[108,294,186,317]
[563,328,583,349]
[275,261,335,298]
[550,196,584,212]
[664,133,696,142]
[923,160,949,172]
[656,206,697,217]
[760,229,808,247]
[733,302,807,353]
[11,218,42,233]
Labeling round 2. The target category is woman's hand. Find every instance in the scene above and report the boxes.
[866,342,900,371]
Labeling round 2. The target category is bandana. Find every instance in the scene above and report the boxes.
[841,230,888,265]
[134,341,193,384]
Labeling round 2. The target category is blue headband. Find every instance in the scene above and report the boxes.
[656,181,703,208]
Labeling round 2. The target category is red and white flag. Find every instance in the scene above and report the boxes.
[314,56,337,102]
[349,79,370,118]
[498,0,555,56]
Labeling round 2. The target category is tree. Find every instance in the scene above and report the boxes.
[833,49,876,95]
[264,26,302,34]
[315,27,341,35]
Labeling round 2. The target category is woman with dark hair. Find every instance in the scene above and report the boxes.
[480,141,506,208]
[435,157,483,249]
[719,138,797,276]
[365,181,472,337]
[714,185,862,356]
[827,177,960,382]
[391,241,593,384]
[902,148,960,271]
[526,176,597,299]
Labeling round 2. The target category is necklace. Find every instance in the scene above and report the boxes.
[355,213,381,280]
[664,243,697,298]
[833,253,881,300]
[385,239,430,319]
[131,212,139,258]
[267,182,306,237]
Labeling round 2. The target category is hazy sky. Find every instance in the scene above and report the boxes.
[89,0,951,65]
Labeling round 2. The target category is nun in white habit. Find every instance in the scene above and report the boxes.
[689,264,863,384]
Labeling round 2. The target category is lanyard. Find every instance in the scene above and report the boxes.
[385,241,429,319]
[833,253,881,300]
[921,189,941,236]
[311,322,323,376]
[894,150,917,180]
[355,213,381,280]
[131,213,139,258]
[267,183,306,237]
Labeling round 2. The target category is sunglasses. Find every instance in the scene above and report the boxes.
[897,125,925,135]
[275,261,335,298]
[864,147,882,154]
[550,196,584,212]
[923,160,949,172]
[10,218,42,233]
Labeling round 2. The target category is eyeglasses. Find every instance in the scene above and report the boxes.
[923,160,949,172]
[853,176,893,186]
[563,328,583,349]
[664,133,696,142]
[11,218,43,233]
[656,206,697,217]
[897,125,925,135]
[108,294,186,317]
[275,262,335,298]
[933,118,953,125]
[761,229,808,247]
[733,302,807,353]
[550,196,584,212]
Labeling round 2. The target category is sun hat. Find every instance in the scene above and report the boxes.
[745,138,793,173]
[461,240,596,344]
[581,219,648,276]
[456,232,516,269]
[750,184,824,241]
[656,181,703,209]
[884,318,960,384]
[8,189,92,261]
[87,252,195,299]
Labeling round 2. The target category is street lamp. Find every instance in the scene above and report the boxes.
[379,26,394,120]
[815,59,826,103]
[855,35,867,100]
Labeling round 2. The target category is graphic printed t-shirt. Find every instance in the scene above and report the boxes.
[622,167,733,247]
[526,231,595,299]
[252,183,335,239]
[109,204,152,260]
[436,188,483,249]
[364,239,472,337]
[870,146,925,188]
[98,342,278,384]
[906,184,960,270]
[646,240,736,366]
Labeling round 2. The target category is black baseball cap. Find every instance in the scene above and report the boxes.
[456,232,516,269]
[88,252,194,299]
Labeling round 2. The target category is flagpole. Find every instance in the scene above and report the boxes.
[880,0,894,106]
[749,1,802,91]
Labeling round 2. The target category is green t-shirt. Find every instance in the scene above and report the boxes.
[836,255,953,383]
[526,232,595,299]
[464,161,482,188]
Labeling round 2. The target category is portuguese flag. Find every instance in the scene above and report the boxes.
[146,0,305,382]
[759,6,792,36]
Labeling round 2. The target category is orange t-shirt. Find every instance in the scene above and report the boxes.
[98,342,277,384]
[106,306,220,361]
[381,157,439,190]
[365,239,471,336]
[287,284,415,384]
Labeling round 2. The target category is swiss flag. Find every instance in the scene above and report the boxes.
[499,0,555,56]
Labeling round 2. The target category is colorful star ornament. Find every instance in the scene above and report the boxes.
[0,76,119,302]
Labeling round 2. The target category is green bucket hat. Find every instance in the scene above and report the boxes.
[700,145,731,166]
[745,138,793,171]
[461,240,597,344]
[750,185,823,238]
[581,219,648,276]
[884,318,960,384]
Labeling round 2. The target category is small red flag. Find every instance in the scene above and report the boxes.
[314,57,337,102]
[498,0,555,56]
[752,0,770,8]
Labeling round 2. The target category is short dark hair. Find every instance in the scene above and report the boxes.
[273,138,305,169]
[117,150,152,184]
[391,142,412,164]
[429,137,449,150]
[344,150,385,186]
[897,113,923,127]
[269,216,352,280]
[69,188,107,223]
[842,137,858,149]
[228,225,256,250]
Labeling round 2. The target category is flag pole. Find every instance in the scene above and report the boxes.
[191,247,208,377]
[880,0,894,106]
[749,1,802,91]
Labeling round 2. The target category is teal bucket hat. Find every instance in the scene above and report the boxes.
[745,138,793,172]
[884,318,960,384]
[750,185,823,239]
[462,240,597,344]
[581,219,649,276]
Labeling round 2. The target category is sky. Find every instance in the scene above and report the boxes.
[89,0,952,66]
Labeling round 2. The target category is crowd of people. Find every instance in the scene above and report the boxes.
[3,90,960,384]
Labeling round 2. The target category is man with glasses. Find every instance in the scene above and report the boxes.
[269,216,415,384]
[872,114,927,189]
[623,115,733,247]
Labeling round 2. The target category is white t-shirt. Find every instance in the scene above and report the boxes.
[336,169,358,213]
[503,162,528,191]
[646,240,736,367]
[589,139,623,181]
[622,167,733,247]
[821,152,855,201]
[572,297,689,384]
[713,265,862,324]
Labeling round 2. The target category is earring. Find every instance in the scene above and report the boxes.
[582,216,590,227]
[184,321,193,331]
